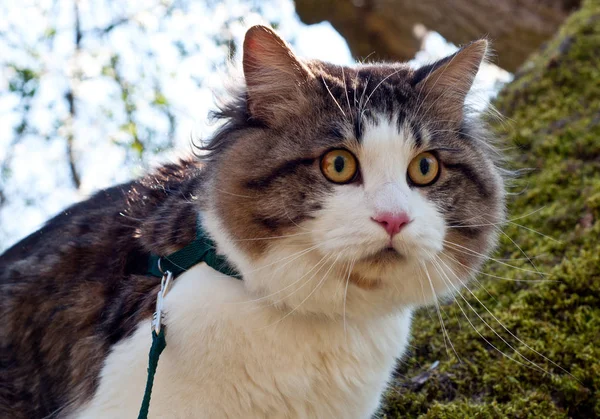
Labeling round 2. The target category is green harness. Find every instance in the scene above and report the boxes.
[138,220,240,419]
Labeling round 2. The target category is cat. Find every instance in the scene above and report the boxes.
[0,25,505,418]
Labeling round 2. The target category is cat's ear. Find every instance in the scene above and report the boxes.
[243,25,314,125]
[413,40,488,123]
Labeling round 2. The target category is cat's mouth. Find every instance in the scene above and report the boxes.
[361,246,405,264]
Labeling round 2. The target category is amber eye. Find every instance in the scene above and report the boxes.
[320,149,358,184]
[407,152,440,186]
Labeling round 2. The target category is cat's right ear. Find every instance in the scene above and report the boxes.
[243,25,314,125]
[412,40,488,124]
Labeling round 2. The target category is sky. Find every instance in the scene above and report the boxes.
[0,0,511,252]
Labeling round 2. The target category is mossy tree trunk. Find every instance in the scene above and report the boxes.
[379,0,600,417]
[294,0,580,72]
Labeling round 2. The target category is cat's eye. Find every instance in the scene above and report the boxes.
[407,152,440,186]
[320,149,358,184]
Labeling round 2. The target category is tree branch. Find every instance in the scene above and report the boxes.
[65,0,82,189]
[294,0,580,71]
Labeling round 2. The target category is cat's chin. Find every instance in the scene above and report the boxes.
[348,247,407,282]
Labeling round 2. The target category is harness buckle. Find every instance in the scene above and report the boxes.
[151,266,173,335]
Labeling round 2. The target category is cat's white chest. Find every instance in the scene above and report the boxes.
[73,264,412,419]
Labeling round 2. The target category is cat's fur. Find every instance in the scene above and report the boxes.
[0,26,505,418]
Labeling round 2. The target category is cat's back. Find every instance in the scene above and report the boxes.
[0,159,204,418]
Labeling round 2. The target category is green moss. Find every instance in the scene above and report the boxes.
[380,0,600,417]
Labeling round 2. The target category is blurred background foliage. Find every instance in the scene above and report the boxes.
[0,0,335,247]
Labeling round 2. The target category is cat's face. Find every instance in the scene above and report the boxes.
[202,26,505,317]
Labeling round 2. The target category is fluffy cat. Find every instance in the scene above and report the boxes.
[0,25,505,418]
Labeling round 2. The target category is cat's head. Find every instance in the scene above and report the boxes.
[201,26,505,318]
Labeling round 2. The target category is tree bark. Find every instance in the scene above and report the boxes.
[294,0,580,71]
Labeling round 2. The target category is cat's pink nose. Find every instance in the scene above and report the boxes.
[372,212,411,237]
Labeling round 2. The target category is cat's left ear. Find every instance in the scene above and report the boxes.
[243,25,314,125]
[413,40,488,123]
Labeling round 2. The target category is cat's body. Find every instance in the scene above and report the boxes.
[75,263,411,418]
[0,26,505,418]
[0,163,202,418]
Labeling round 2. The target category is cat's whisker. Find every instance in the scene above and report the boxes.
[118,212,149,224]
[412,63,437,121]
[343,256,356,342]
[278,193,313,232]
[447,206,549,234]
[332,255,350,299]
[428,127,488,143]
[212,187,257,199]
[425,127,513,156]
[359,68,406,121]
[442,240,550,276]
[262,252,342,330]
[341,67,355,126]
[421,261,461,361]
[488,221,544,277]
[441,251,558,283]
[415,262,439,322]
[430,256,535,363]
[321,75,348,121]
[435,254,578,381]
[357,76,371,132]
[41,397,77,419]
[264,252,336,310]
[443,238,547,276]
[482,254,548,262]
[466,273,501,305]
[230,231,316,242]
[486,101,516,127]
[241,241,329,275]
[428,256,542,372]
[359,51,376,64]
[268,241,337,273]
[415,263,428,305]
[446,213,499,228]
[426,126,509,156]
[313,206,359,214]
[352,68,359,106]
[505,221,562,244]
[239,252,333,307]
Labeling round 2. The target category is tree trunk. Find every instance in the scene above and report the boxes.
[294,0,580,71]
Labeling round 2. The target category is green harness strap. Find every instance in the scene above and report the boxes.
[138,219,240,419]
[147,218,241,279]
[137,330,166,419]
